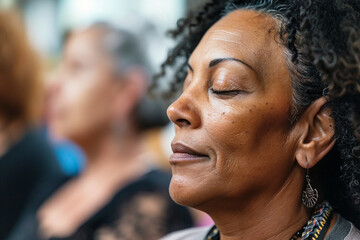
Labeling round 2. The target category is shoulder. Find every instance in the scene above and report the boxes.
[24,129,58,162]
[345,223,360,240]
[160,226,211,240]
[4,128,58,168]
[326,214,360,240]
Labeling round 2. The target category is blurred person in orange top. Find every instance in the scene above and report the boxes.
[38,22,193,240]
[0,10,65,239]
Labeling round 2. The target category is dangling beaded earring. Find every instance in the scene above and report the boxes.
[302,160,318,208]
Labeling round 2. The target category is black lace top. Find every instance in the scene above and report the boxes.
[51,169,194,240]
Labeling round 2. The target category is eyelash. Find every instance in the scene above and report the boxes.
[210,88,245,95]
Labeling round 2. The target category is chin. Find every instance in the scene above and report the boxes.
[169,173,214,209]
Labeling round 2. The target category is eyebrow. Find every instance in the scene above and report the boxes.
[209,57,255,71]
[187,57,255,72]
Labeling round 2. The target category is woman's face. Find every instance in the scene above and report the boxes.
[167,10,300,209]
[48,30,121,142]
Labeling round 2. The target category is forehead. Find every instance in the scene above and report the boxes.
[65,29,103,56]
[189,10,285,78]
[212,10,276,45]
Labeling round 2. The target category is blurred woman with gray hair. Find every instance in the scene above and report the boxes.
[37,23,193,240]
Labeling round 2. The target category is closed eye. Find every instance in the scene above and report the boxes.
[210,88,247,96]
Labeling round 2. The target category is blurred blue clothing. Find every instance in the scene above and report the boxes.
[41,127,86,177]
[52,141,86,176]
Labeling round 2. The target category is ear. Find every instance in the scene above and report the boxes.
[295,97,336,169]
[111,66,148,121]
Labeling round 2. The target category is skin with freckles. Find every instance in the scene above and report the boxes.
[167,10,336,240]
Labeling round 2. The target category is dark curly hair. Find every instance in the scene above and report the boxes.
[152,0,360,228]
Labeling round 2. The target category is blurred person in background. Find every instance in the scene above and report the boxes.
[0,10,65,239]
[44,30,86,178]
[38,22,193,240]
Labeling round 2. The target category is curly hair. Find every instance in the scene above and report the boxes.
[152,0,360,227]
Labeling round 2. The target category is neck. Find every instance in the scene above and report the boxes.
[205,165,310,240]
[37,124,147,239]
[79,122,145,175]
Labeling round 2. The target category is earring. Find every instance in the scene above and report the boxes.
[302,160,318,208]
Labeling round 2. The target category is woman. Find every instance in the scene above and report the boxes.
[155,0,360,239]
[0,9,66,240]
[0,10,66,240]
[38,23,193,240]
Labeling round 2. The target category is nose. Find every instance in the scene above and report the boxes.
[167,91,201,129]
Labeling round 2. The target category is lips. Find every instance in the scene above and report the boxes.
[170,142,209,164]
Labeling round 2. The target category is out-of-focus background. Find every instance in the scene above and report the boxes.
[0,0,208,174]
[5,0,194,61]
[0,0,212,239]
[2,0,207,69]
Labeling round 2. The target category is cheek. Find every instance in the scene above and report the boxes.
[54,77,113,137]
[203,100,258,155]
[203,99,293,188]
